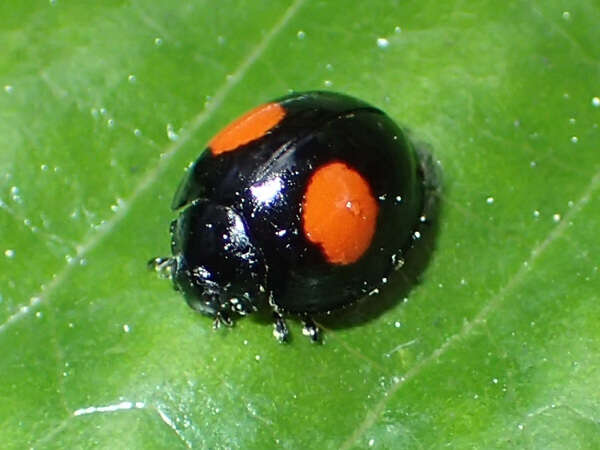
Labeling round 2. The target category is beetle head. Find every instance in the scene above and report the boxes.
[168,200,267,319]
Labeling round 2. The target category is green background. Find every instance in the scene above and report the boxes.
[1,0,599,448]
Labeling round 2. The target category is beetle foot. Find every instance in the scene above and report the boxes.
[147,256,176,279]
[272,311,289,343]
[213,312,233,329]
[301,316,320,342]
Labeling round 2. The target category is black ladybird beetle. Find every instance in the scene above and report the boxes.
[150,91,432,342]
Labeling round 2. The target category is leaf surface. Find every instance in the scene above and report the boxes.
[1,1,599,448]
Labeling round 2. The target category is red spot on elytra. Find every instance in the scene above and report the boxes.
[302,162,379,265]
[209,102,286,155]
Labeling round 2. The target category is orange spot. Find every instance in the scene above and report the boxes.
[302,162,379,265]
[209,102,286,155]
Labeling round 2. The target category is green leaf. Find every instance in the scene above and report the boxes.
[1,0,599,448]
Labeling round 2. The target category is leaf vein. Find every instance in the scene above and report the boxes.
[531,6,600,66]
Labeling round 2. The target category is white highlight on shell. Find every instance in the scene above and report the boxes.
[251,177,282,205]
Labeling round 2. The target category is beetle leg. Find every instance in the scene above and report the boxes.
[147,256,176,279]
[301,316,320,342]
[272,311,289,343]
[213,311,233,328]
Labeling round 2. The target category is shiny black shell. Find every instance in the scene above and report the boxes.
[168,91,425,319]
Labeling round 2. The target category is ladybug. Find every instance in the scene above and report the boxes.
[150,91,433,342]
